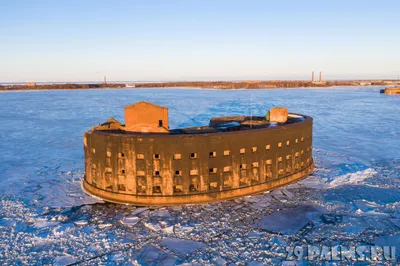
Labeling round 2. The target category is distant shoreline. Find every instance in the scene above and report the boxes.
[0,80,394,92]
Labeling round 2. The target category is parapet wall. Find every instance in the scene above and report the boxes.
[83,115,314,205]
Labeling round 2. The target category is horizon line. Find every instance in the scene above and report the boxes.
[1,78,400,85]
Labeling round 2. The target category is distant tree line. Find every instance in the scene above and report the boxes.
[0,80,388,91]
[0,83,125,91]
[135,81,333,89]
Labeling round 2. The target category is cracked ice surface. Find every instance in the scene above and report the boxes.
[0,87,400,265]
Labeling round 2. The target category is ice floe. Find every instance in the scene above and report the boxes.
[160,237,205,257]
[255,205,323,235]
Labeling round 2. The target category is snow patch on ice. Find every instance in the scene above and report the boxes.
[131,207,149,216]
[74,220,88,226]
[144,222,162,232]
[33,218,59,229]
[120,216,140,226]
[53,255,77,266]
[325,168,377,188]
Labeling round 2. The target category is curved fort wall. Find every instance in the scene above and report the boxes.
[83,115,313,206]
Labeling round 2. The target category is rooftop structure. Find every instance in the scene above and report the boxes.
[83,101,314,205]
[124,101,169,133]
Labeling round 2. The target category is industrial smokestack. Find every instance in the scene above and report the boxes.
[319,72,322,82]
[104,76,107,85]
[312,71,315,82]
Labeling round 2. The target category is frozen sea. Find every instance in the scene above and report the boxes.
[0,87,399,265]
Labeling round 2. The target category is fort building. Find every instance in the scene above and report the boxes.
[83,101,314,206]
[381,87,400,95]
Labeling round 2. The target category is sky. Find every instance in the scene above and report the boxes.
[0,0,399,82]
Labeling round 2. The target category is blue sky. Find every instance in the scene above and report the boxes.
[0,0,399,82]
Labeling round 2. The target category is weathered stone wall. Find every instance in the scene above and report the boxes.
[83,115,313,205]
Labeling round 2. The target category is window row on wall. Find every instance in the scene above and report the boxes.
[91,137,309,160]
[99,147,312,176]
[89,150,312,195]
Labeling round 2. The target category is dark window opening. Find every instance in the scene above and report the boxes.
[190,153,197,159]
[173,176,183,193]
[189,176,199,192]
[158,120,163,127]
[153,186,162,194]
[175,170,181,176]
[240,176,249,187]
[121,169,125,174]
[137,177,146,194]
[154,154,160,159]
[223,175,232,189]
[118,184,126,191]
[189,184,198,192]
[173,185,183,193]
[153,176,162,194]
[278,161,285,175]
[209,182,218,191]
[266,165,273,178]
[154,171,160,176]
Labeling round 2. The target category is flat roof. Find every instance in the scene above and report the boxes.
[93,114,307,135]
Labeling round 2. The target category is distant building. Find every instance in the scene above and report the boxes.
[382,88,400,95]
[27,82,36,87]
[311,71,326,85]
